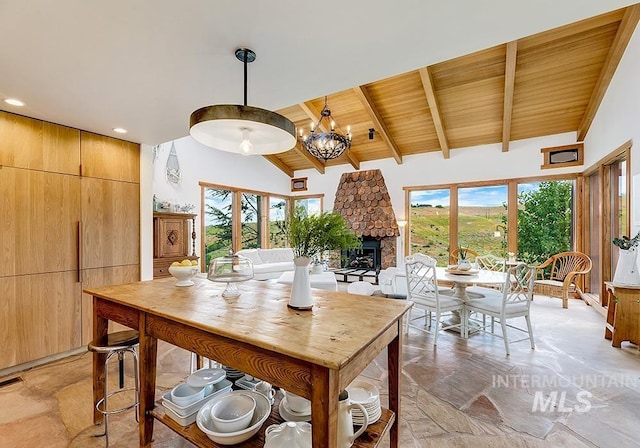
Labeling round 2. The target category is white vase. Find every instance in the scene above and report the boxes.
[289,257,314,310]
[613,248,640,285]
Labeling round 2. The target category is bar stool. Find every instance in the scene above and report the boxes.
[88,330,140,447]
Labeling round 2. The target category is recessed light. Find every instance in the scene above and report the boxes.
[113,128,127,134]
[4,98,25,107]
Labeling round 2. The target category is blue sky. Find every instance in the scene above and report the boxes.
[411,183,542,207]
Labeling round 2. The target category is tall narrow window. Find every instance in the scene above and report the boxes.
[203,187,233,267]
[610,159,628,278]
[409,189,450,265]
[457,185,507,257]
[241,193,262,249]
[269,196,288,248]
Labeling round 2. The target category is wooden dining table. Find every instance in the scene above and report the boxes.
[85,277,412,448]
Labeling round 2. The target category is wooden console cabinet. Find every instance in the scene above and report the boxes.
[153,212,198,278]
[604,282,640,349]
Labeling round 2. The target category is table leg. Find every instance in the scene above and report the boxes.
[310,364,339,448]
[387,323,402,448]
[138,313,158,448]
[92,297,108,424]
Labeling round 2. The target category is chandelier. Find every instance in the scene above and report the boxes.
[299,97,352,161]
[189,48,296,155]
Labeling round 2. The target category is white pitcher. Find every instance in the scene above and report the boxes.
[337,390,369,448]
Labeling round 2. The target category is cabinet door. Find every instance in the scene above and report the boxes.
[80,265,140,344]
[80,131,140,183]
[0,166,81,277]
[0,271,82,369]
[81,178,140,269]
[0,111,80,175]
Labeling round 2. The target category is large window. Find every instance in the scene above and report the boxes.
[241,193,262,249]
[517,180,573,264]
[458,185,507,256]
[293,196,322,215]
[409,189,450,265]
[407,177,576,266]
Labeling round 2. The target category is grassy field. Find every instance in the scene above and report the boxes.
[410,205,506,265]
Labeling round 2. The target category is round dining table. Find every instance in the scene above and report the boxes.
[435,267,509,336]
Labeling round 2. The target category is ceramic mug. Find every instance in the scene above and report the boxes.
[282,390,311,414]
[255,381,276,402]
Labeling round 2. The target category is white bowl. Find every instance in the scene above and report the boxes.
[197,390,270,445]
[168,265,198,286]
[210,394,256,433]
[171,383,205,407]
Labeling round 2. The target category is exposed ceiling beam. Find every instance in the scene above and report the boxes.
[419,67,450,159]
[577,4,640,141]
[293,142,325,174]
[263,155,294,177]
[502,41,518,152]
[298,101,359,170]
[352,86,403,164]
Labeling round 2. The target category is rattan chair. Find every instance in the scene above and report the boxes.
[450,247,479,264]
[534,251,592,308]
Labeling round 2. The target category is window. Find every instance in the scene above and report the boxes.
[409,189,450,265]
[203,187,233,267]
[269,197,288,248]
[241,193,262,249]
[293,196,322,215]
[458,185,507,256]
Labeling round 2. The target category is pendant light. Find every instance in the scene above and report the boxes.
[189,48,296,155]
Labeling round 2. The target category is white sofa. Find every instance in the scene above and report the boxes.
[236,248,295,280]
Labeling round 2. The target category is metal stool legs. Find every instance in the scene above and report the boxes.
[88,330,139,447]
[95,347,139,446]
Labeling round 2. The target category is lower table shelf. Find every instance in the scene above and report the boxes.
[151,393,395,447]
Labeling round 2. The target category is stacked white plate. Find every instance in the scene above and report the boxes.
[221,365,245,381]
[346,379,381,426]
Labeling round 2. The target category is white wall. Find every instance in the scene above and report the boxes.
[583,22,640,235]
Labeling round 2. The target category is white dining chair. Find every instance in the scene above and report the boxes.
[404,253,464,345]
[464,263,535,355]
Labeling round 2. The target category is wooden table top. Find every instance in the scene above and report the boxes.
[84,277,412,371]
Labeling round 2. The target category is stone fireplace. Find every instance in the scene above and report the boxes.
[333,169,399,269]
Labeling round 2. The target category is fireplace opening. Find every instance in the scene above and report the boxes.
[342,237,381,270]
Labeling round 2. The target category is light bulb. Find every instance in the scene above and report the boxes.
[494,230,501,238]
[239,129,253,155]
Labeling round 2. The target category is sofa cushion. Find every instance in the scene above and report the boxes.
[258,248,294,264]
[237,249,264,265]
[253,261,295,274]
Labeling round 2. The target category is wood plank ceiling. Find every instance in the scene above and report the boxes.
[267,5,640,177]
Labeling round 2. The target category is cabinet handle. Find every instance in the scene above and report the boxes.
[78,221,83,283]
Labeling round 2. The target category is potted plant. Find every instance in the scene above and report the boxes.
[613,232,640,285]
[458,246,472,271]
[285,208,360,309]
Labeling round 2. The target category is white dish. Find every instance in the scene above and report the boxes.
[197,390,270,445]
[162,400,200,426]
[171,383,205,407]
[346,379,380,405]
[162,379,232,417]
[210,394,256,433]
[187,368,226,388]
[278,399,311,422]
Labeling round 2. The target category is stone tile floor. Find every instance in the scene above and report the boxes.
[1,294,639,447]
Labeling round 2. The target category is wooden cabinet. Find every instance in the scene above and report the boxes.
[605,282,640,349]
[153,212,198,278]
[0,272,82,368]
[0,110,140,371]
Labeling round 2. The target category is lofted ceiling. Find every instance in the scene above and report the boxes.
[0,1,637,176]
[269,5,640,176]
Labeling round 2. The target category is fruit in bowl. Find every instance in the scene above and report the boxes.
[169,260,199,286]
